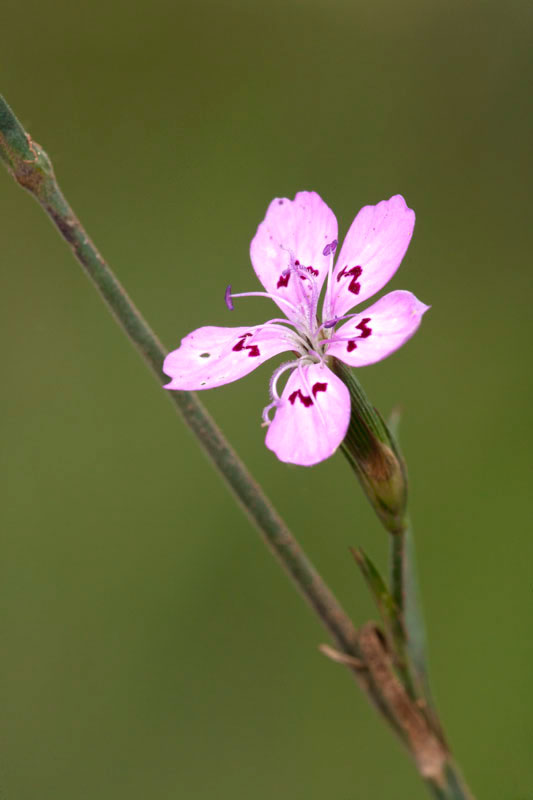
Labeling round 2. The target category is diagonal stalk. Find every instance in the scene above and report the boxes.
[0,94,475,799]
[0,94,359,659]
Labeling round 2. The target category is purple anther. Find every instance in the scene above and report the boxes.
[322,239,338,257]
[323,318,338,329]
[224,285,234,311]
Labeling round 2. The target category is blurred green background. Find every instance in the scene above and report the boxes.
[1,0,532,797]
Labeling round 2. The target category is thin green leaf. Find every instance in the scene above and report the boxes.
[387,406,403,441]
[393,522,446,740]
[351,547,416,695]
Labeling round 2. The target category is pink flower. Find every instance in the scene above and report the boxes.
[164,193,429,466]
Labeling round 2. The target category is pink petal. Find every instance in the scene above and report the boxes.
[163,324,293,390]
[328,195,415,320]
[265,363,350,466]
[250,192,338,324]
[325,291,429,368]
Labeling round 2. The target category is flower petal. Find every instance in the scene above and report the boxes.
[328,195,415,319]
[325,291,429,368]
[250,191,338,324]
[265,363,350,466]
[163,324,293,390]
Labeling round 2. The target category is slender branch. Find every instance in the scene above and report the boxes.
[337,303,474,796]
[0,94,360,657]
[425,762,475,800]
[392,519,439,713]
[0,95,475,799]
[0,98,405,730]
[390,527,406,611]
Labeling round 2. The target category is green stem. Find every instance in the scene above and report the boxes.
[390,523,432,704]
[0,94,475,800]
[390,527,406,612]
[338,365,473,794]
[0,94,359,657]
[426,761,474,800]
[393,518,440,716]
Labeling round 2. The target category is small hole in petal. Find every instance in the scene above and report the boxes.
[200,352,210,358]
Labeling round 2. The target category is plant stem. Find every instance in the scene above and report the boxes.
[390,526,406,612]
[0,95,475,800]
[0,94,360,657]
[425,762,474,800]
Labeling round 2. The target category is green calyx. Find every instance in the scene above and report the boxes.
[333,360,407,534]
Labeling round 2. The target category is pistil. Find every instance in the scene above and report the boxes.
[224,284,301,318]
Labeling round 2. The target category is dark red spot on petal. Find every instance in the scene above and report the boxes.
[289,389,313,407]
[356,318,372,338]
[336,265,363,294]
[345,318,372,353]
[232,332,252,350]
[277,272,290,288]
[232,333,260,358]
[299,265,319,280]
[288,382,328,408]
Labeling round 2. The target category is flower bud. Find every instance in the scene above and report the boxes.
[332,361,407,534]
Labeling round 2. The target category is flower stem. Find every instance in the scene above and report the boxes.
[0,94,475,800]
[0,93,360,657]
[425,762,475,800]
[336,346,474,794]
[390,525,406,610]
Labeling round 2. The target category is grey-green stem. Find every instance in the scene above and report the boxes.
[0,95,474,800]
[0,94,359,658]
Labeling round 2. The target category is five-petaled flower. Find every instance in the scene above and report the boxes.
[163,192,429,466]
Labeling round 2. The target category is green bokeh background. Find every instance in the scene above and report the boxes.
[1,0,532,797]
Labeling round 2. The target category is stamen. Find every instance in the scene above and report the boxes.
[227,290,300,317]
[319,311,362,333]
[261,400,280,427]
[306,347,325,364]
[323,317,372,348]
[322,239,338,257]
[279,263,320,329]
[269,359,300,401]
[323,334,369,349]
[324,248,337,322]
[278,245,321,328]
[263,354,323,426]
[323,335,355,345]
[224,285,234,311]
[257,317,300,331]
